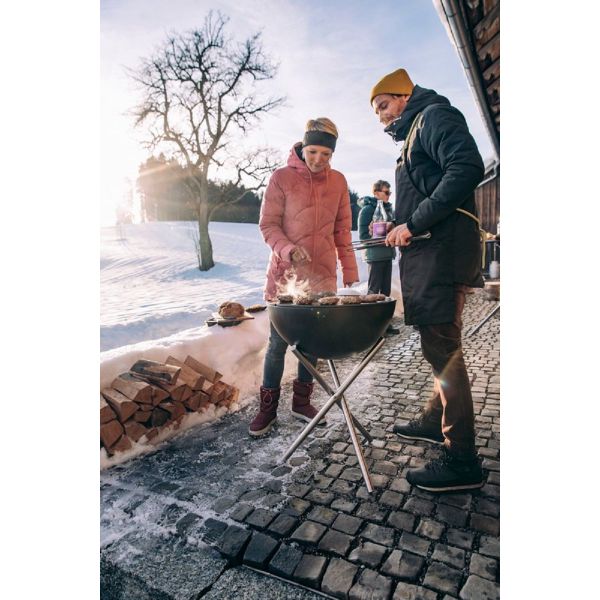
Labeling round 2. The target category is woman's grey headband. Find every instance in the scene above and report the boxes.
[302,131,337,151]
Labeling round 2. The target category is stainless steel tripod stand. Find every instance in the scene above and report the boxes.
[280,337,386,493]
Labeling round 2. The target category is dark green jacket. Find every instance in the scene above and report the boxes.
[357,196,396,262]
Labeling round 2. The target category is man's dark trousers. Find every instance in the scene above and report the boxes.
[419,284,476,456]
[367,260,393,296]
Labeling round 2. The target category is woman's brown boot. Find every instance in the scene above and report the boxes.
[249,387,280,436]
[291,380,326,426]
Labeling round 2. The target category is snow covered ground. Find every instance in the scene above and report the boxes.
[100,221,403,468]
[101,222,271,351]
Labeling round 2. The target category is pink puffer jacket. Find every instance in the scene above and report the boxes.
[260,143,359,301]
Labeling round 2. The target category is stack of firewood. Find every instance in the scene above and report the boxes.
[100,356,239,456]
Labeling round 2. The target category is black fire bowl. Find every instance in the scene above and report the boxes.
[268,299,397,360]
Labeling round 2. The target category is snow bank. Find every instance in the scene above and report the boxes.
[100,221,403,468]
[101,312,268,391]
[100,311,302,469]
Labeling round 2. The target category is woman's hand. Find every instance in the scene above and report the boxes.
[291,246,311,264]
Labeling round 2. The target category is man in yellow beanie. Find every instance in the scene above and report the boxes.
[371,68,486,493]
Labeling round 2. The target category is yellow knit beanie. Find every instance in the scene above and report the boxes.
[370,68,414,104]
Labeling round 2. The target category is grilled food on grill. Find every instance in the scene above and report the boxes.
[364,293,386,302]
[318,296,340,305]
[294,295,314,305]
[313,290,337,299]
[277,294,293,303]
[218,301,245,319]
[340,295,362,304]
[246,304,267,313]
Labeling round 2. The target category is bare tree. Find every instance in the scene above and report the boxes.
[130,11,284,270]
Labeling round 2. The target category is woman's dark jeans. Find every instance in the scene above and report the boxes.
[263,322,318,389]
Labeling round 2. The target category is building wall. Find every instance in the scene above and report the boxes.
[474,173,500,234]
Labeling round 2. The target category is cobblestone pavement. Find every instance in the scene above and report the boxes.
[101,291,500,600]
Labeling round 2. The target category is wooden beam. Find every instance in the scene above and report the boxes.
[473,3,499,44]
[477,31,499,63]
[482,59,499,84]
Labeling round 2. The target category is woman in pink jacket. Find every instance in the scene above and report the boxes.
[249,117,359,436]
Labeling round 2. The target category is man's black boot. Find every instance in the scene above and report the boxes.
[406,447,484,492]
[393,413,443,444]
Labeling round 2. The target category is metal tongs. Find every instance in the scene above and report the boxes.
[352,231,431,251]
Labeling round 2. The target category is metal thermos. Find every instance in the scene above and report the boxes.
[489,260,500,279]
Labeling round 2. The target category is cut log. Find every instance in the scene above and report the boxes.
[150,407,170,428]
[184,393,202,412]
[172,401,186,420]
[172,415,186,430]
[173,384,193,403]
[184,356,222,383]
[165,356,206,390]
[133,408,153,424]
[100,394,117,424]
[210,381,228,404]
[108,434,132,455]
[198,396,212,411]
[149,384,170,405]
[229,387,240,404]
[125,377,170,406]
[145,427,159,442]
[156,380,193,403]
[129,359,181,385]
[101,420,124,449]
[124,421,148,443]
[101,388,139,423]
[111,374,153,405]
[190,390,211,411]
[161,401,186,421]
[120,371,169,408]
[217,386,234,407]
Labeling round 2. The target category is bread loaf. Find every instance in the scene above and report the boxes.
[218,301,245,319]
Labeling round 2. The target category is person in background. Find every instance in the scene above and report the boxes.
[249,117,359,437]
[370,68,485,492]
[350,192,360,231]
[357,179,399,335]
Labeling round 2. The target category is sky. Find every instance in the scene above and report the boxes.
[100,0,495,225]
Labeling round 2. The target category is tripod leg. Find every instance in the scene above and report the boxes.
[281,339,385,463]
[290,348,374,443]
[340,396,373,492]
[467,303,500,337]
[329,361,373,493]
[328,361,373,443]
